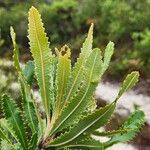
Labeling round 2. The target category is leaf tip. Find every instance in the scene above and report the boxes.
[108,41,114,50]
[88,23,94,37]
[29,6,40,17]
[10,26,15,42]
[131,71,140,77]
[30,6,38,12]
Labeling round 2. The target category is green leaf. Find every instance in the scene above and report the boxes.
[104,110,145,148]
[28,132,38,150]
[19,67,41,146]
[49,102,116,147]
[0,140,21,150]
[115,71,139,101]
[1,95,28,149]
[19,76,38,134]
[0,118,20,144]
[102,41,114,74]
[0,128,16,150]
[1,140,13,150]
[62,24,94,105]
[28,6,54,118]
[50,48,103,135]
[10,26,21,72]
[54,45,71,115]
[61,138,104,150]
[11,26,39,144]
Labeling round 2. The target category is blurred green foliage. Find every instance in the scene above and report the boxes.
[132,29,150,70]
[0,0,149,77]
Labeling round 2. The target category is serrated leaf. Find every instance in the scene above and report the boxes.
[0,118,20,144]
[62,24,94,106]
[50,48,103,135]
[49,102,116,147]
[115,71,139,101]
[1,140,21,150]
[10,26,21,72]
[18,73,41,147]
[28,6,54,118]
[104,110,145,148]
[54,45,71,115]
[1,95,28,149]
[11,26,39,144]
[101,41,114,75]
[0,128,16,150]
[19,77,38,133]
[1,140,13,150]
[28,132,38,150]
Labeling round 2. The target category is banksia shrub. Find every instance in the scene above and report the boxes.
[0,7,144,150]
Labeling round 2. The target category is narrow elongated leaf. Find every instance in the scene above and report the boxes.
[19,77,38,133]
[28,6,54,117]
[50,48,103,135]
[49,102,116,147]
[28,132,38,150]
[20,62,39,139]
[10,27,21,72]
[115,71,139,101]
[1,95,28,149]
[55,45,71,115]
[101,41,114,74]
[11,26,39,142]
[62,24,94,106]
[104,110,145,148]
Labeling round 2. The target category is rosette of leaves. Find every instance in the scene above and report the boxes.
[0,6,145,150]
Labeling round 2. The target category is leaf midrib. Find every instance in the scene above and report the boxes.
[64,33,92,104]
[56,59,66,113]
[22,77,36,132]
[65,62,83,103]
[27,101,36,132]
[32,11,48,116]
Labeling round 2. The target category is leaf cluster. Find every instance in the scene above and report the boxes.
[0,7,145,150]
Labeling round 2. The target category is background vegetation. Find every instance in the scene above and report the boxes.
[0,0,150,78]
